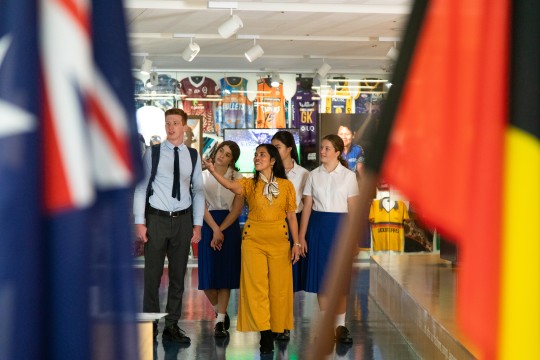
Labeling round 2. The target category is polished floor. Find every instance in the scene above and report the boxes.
[370,254,476,360]
[134,258,420,360]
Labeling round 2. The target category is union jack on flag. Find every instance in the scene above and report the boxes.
[0,0,142,358]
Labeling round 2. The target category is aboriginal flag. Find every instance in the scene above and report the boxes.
[365,0,540,358]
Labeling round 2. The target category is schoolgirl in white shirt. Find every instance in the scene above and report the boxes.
[197,141,243,338]
[299,134,359,344]
[271,130,309,341]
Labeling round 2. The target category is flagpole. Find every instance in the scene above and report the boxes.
[365,0,428,173]
[306,0,429,357]
[306,172,378,358]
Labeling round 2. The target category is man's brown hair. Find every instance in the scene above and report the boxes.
[165,108,187,124]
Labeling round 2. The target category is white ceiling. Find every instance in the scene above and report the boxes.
[126,0,412,76]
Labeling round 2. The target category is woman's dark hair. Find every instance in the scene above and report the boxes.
[322,134,349,169]
[271,130,299,164]
[212,140,241,175]
[253,144,287,182]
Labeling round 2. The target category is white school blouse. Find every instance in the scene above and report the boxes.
[202,168,243,211]
[286,161,309,213]
[303,163,359,213]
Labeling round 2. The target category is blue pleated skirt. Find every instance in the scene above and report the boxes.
[304,210,344,293]
[198,210,242,290]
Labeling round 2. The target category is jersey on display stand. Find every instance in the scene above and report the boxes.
[369,198,410,252]
[214,77,254,136]
[255,78,286,128]
[179,76,219,133]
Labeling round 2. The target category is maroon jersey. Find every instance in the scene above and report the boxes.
[180,76,219,133]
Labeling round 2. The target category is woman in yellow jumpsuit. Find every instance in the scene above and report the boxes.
[204,143,302,354]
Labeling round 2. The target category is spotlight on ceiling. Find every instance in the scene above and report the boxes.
[245,43,264,62]
[386,46,399,61]
[218,14,243,39]
[312,74,328,88]
[316,62,332,77]
[270,73,282,87]
[149,71,158,86]
[182,39,200,62]
[140,58,152,74]
[145,72,158,89]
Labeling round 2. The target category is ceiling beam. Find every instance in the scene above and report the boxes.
[125,0,411,14]
[130,33,401,42]
[130,53,388,61]
[230,2,409,14]
[125,1,206,10]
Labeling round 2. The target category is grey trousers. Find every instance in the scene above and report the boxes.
[143,211,192,326]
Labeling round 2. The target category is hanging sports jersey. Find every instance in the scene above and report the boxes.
[369,198,410,251]
[355,92,385,114]
[214,77,254,136]
[291,78,318,147]
[356,78,385,114]
[255,78,286,128]
[324,81,353,114]
[179,76,219,133]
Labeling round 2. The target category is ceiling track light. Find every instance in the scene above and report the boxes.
[386,46,399,61]
[218,10,243,39]
[245,39,264,62]
[386,41,399,61]
[140,57,152,74]
[316,61,332,77]
[145,71,158,89]
[269,73,282,87]
[149,71,158,86]
[313,74,328,88]
[182,38,200,62]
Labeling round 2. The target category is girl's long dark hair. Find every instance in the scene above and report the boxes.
[253,144,287,182]
[271,130,299,164]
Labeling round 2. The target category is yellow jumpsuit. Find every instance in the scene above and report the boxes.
[237,177,296,332]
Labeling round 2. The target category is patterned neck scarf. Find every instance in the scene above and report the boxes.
[259,172,279,204]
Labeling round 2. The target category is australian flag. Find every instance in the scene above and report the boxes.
[0,0,142,359]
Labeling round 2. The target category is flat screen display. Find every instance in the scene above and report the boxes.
[223,128,301,173]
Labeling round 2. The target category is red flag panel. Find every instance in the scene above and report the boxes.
[381,0,509,358]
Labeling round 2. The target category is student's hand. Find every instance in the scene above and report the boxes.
[191,225,202,244]
[210,229,225,251]
[299,237,308,256]
[291,244,301,264]
[135,224,148,243]
[203,158,215,173]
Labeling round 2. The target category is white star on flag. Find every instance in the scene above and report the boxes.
[0,34,36,138]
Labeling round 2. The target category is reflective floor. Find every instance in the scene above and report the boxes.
[134,259,420,360]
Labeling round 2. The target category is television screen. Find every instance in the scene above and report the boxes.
[223,128,301,173]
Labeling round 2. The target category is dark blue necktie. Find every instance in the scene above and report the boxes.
[172,146,180,200]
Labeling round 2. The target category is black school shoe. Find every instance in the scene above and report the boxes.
[162,324,191,344]
[215,312,231,330]
[275,329,290,341]
[335,326,353,344]
[259,330,274,354]
[224,312,230,330]
[214,322,229,338]
[335,343,352,356]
